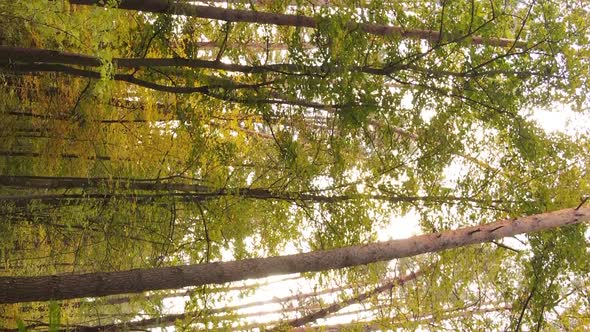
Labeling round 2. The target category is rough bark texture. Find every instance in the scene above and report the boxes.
[68,0,524,48]
[12,270,421,331]
[1,207,588,303]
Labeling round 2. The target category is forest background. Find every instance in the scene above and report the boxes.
[0,0,590,331]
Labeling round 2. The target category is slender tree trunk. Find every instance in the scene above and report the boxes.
[1,63,330,109]
[5,109,166,123]
[272,267,425,330]
[0,175,505,206]
[0,46,535,78]
[42,304,511,332]
[0,150,120,161]
[1,207,588,303]
[278,305,513,332]
[0,63,267,95]
[10,303,388,332]
[68,0,524,48]
[192,41,315,51]
[19,274,303,313]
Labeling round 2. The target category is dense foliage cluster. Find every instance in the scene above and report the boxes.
[0,0,589,330]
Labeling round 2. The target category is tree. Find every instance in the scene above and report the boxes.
[1,0,589,330]
[1,206,588,303]
[68,0,522,47]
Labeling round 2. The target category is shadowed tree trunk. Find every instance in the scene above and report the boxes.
[0,62,339,109]
[0,150,122,161]
[0,62,270,95]
[0,46,536,78]
[0,175,507,206]
[16,274,304,314]
[280,305,514,332]
[1,207,588,303]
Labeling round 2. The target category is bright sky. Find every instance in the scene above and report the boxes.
[141,2,590,330]
[532,106,590,136]
[144,105,590,331]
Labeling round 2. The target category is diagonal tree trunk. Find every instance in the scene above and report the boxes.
[271,267,426,330]
[68,0,524,48]
[0,207,588,303]
[11,269,423,331]
[275,304,513,332]
[17,274,304,314]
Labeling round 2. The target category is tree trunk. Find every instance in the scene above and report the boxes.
[0,150,119,161]
[68,0,523,48]
[26,274,302,312]
[0,175,505,206]
[1,62,328,109]
[1,207,588,303]
[14,269,422,331]
[5,109,167,123]
[192,41,315,51]
[0,46,534,78]
[272,267,425,330]
[278,305,513,332]
[0,63,265,95]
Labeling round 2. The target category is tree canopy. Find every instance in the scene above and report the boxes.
[0,0,589,330]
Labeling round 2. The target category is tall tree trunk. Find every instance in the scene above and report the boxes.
[1,207,588,303]
[0,150,120,161]
[272,267,425,330]
[1,63,331,109]
[17,274,303,313]
[68,0,523,48]
[0,175,505,206]
[0,63,268,95]
[281,305,513,332]
[14,269,422,331]
[192,41,315,51]
[0,47,534,78]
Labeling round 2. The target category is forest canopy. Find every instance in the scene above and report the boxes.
[0,0,589,331]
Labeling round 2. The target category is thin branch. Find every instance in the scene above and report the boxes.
[271,267,426,330]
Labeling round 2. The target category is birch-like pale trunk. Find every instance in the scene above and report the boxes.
[0,207,588,303]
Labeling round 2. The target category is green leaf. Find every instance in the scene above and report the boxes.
[49,301,61,332]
